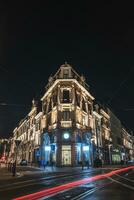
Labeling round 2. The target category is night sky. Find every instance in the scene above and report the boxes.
[0,2,134,138]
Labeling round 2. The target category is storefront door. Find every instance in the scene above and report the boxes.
[62,145,71,165]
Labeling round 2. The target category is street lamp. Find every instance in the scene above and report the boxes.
[108,144,112,165]
[91,137,95,166]
[11,140,21,176]
[15,140,21,165]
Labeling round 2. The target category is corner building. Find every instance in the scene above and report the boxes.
[40,63,94,166]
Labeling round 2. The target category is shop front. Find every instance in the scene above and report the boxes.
[112,148,121,164]
[41,130,93,167]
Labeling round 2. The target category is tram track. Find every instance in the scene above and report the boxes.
[106,171,134,190]
[70,182,113,200]
[69,170,134,200]
[0,169,102,192]
[43,167,134,200]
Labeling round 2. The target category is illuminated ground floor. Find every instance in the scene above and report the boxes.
[11,130,133,167]
[20,130,113,167]
[37,129,94,167]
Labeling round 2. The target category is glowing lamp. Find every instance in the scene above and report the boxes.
[63,133,70,139]
[45,146,51,151]
[83,146,89,151]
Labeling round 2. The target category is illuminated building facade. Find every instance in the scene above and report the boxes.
[9,63,134,166]
[40,63,94,166]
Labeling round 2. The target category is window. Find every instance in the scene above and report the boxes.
[82,115,88,126]
[82,98,86,112]
[43,103,47,114]
[30,130,33,139]
[48,99,52,112]
[27,121,30,129]
[63,69,69,78]
[106,121,109,128]
[62,111,71,121]
[75,92,80,107]
[35,122,40,131]
[62,90,70,103]
[47,113,51,125]
[88,103,92,115]
[53,94,57,107]
[32,118,35,125]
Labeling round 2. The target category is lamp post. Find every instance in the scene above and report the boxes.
[95,120,99,157]
[12,140,21,176]
[108,144,112,165]
[91,137,95,166]
[14,140,21,165]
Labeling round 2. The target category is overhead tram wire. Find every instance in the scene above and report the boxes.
[123,108,134,111]
[0,64,8,73]
[0,103,30,108]
[106,67,134,106]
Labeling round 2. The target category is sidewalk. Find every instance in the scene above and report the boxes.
[22,163,134,175]
[20,164,123,176]
[0,164,21,180]
[0,163,132,180]
[26,165,93,173]
[0,165,93,180]
[27,163,126,171]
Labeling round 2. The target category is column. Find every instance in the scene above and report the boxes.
[56,143,62,167]
[71,143,77,166]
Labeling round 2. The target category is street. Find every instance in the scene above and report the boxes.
[0,165,133,200]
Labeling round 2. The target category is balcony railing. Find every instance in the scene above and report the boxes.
[61,121,72,128]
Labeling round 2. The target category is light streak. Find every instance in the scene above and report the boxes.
[13,166,134,200]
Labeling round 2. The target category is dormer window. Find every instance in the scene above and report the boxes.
[63,69,69,78]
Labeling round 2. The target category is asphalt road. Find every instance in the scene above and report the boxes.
[0,166,133,200]
[46,170,134,200]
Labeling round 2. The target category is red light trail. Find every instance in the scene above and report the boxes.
[13,166,134,200]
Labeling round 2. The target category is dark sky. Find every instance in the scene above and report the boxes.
[0,2,134,138]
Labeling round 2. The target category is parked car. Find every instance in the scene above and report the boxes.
[20,159,28,166]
